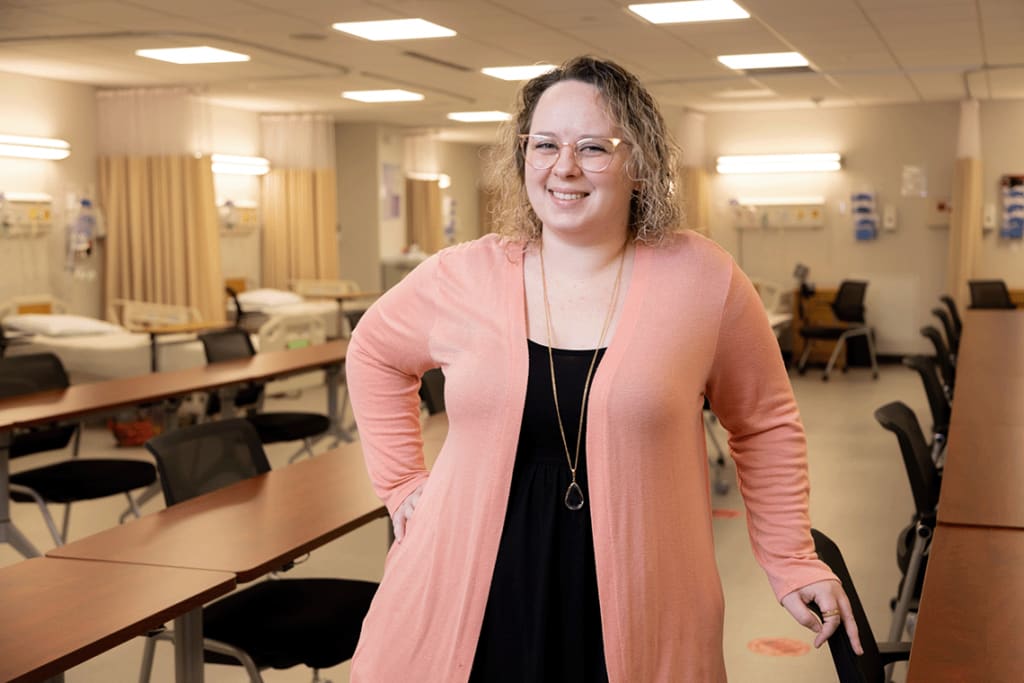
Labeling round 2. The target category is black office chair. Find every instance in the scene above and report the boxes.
[797,280,879,381]
[939,295,962,339]
[199,327,330,463]
[0,353,156,549]
[919,326,955,400]
[968,279,1016,309]
[901,355,950,468]
[810,528,911,683]
[874,401,941,644]
[930,307,959,360]
[418,367,446,415]
[139,418,378,683]
[703,397,729,495]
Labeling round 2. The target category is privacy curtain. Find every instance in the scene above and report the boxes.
[406,178,445,253]
[678,111,710,236]
[947,99,983,308]
[260,114,339,289]
[97,87,225,323]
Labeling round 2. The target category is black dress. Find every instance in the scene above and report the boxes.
[469,340,609,683]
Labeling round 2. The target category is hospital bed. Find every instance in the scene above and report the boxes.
[225,283,342,338]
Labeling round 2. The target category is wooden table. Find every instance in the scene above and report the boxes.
[123,321,230,371]
[906,525,1024,682]
[935,311,1024,529]
[0,340,347,558]
[906,309,1024,681]
[48,449,388,581]
[0,557,234,683]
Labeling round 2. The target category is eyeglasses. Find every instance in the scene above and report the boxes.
[519,134,628,173]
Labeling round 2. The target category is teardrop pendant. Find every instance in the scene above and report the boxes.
[564,481,585,511]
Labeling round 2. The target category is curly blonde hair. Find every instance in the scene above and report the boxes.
[486,55,682,245]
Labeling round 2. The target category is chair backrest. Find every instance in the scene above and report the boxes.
[419,368,446,415]
[939,295,962,336]
[831,281,868,323]
[0,353,77,457]
[968,279,1015,309]
[919,326,956,392]
[902,355,950,436]
[930,307,959,355]
[810,529,886,683]
[144,418,270,506]
[873,401,941,517]
[199,327,257,363]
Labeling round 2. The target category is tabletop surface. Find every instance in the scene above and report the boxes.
[906,524,1024,683]
[0,557,234,683]
[47,413,449,582]
[0,339,347,431]
[937,311,1024,528]
[48,448,387,582]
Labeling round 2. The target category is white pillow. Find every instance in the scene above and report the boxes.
[236,288,304,310]
[3,313,125,337]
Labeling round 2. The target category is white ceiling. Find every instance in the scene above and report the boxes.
[1,0,1022,143]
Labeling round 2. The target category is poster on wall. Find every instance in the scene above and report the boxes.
[1000,175,1024,239]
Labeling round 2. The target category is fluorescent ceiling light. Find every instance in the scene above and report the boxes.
[713,87,775,99]
[331,18,456,41]
[446,111,511,123]
[135,46,250,64]
[211,154,270,176]
[342,89,424,102]
[481,64,556,81]
[717,52,808,70]
[0,134,70,160]
[734,196,825,206]
[716,153,841,174]
[628,0,749,24]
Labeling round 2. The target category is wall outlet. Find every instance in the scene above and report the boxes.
[882,204,897,231]
[983,202,998,229]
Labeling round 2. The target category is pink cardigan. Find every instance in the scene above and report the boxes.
[347,231,835,682]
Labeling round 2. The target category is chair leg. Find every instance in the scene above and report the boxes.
[703,412,729,495]
[889,522,932,642]
[822,337,847,381]
[797,340,814,374]
[59,504,72,544]
[866,327,880,379]
[10,483,64,547]
[138,635,160,683]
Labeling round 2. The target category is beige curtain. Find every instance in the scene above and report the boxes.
[261,168,339,288]
[406,178,445,253]
[681,166,710,236]
[947,100,983,307]
[100,154,225,323]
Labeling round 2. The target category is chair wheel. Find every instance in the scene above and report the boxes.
[797,368,807,376]
[715,481,729,495]
[821,375,829,382]
[873,372,879,379]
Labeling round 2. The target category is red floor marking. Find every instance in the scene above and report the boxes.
[747,637,811,657]
[712,508,741,518]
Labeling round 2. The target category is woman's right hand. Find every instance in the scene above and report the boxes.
[392,484,425,543]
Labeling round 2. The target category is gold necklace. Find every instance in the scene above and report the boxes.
[538,241,627,511]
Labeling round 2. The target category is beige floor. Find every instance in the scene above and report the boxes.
[0,363,924,682]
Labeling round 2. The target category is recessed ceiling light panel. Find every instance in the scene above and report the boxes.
[717,52,809,70]
[332,18,456,41]
[628,0,750,24]
[446,111,511,122]
[481,64,556,81]
[135,46,250,64]
[342,89,425,103]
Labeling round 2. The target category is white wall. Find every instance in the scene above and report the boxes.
[0,70,99,316]
[704,102,961,355]
[978,100,1024,283]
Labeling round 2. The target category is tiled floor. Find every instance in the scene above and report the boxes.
[1,362,923,682]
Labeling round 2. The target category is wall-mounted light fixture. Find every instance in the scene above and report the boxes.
[0,134,71,160]
[211,154,270,176]
[407,171,451,189]
[716,153,841,174]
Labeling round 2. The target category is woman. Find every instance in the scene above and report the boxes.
[347,55,861,682]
